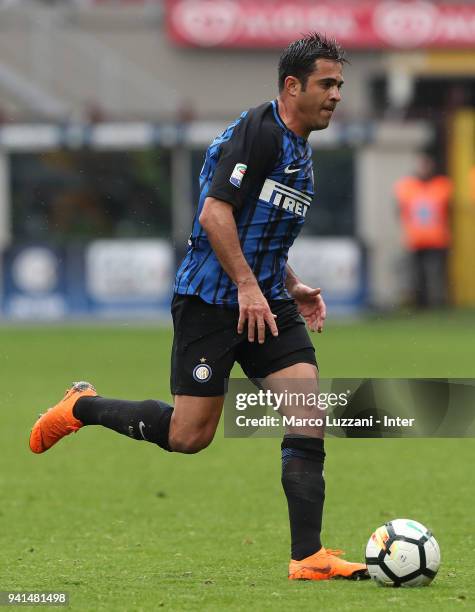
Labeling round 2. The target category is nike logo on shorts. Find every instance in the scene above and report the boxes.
[139,421,147,441]
[284,165,301,174]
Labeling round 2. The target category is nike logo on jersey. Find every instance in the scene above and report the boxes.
[259,179,312,217]
[284,165,301,174]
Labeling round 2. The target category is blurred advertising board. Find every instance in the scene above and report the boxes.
[1,245,68,319]
[166,0,475,49]
[85,240,173,317]
[1,239,364,318]
[1,240,173,320]
[288,238,366,315]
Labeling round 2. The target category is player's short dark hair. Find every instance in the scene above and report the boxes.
[278,32,347,92]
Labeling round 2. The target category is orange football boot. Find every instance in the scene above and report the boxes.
[288,547,369,581]
[29,381,97,454]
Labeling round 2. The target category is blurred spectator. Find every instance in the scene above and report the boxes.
[84,101,106,124]
[394,153,453,308]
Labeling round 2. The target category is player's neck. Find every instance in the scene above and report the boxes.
[277,97,310,140]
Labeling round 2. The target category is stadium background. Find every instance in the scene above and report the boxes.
[0,0,474,318]
[1,1,474,611]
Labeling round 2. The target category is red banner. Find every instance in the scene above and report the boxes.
[165,0,475,49]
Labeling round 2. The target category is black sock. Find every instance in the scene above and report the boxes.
[73,396,173,452]
[281,435,325,561]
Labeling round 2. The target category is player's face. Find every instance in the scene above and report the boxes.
[297,59,344,131]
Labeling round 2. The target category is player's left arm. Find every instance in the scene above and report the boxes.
[285,263,326,333]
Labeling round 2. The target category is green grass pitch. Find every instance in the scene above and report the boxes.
[1,310,474,610]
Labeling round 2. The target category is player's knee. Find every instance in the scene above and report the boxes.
[169,430,214,454]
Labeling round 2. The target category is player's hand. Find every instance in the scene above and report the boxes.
[291,283,327,333]
[237,281,278,343]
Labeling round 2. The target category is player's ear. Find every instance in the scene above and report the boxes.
[284,75,301,97]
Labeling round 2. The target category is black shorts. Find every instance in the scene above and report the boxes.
[170,294,317,397]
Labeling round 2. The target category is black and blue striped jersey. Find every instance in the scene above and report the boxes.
[174,99,314,306]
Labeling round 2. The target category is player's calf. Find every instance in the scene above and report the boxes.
[167,394,224,454]
[73,396,173,450]
[168,430,215,454]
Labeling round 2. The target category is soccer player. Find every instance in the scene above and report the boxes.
[29,33,368,581]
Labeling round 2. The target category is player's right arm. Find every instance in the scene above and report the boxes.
[199,197,278,344]
[200,105,281,343]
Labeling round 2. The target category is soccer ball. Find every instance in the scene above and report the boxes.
[365,518,440,587]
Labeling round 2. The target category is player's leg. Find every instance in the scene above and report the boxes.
[30,295,235,454]
[264,361,368,580]
[74,393,224,453]
[29,385,224,454]
[75,392,224,453]
[263,362,325,560]
[239,299,368,580]
[168,394,224,453]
